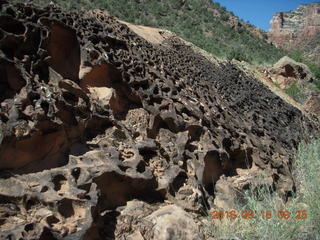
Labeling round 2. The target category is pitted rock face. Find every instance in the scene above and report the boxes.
[0,1,319,239]
[269,56,314,89]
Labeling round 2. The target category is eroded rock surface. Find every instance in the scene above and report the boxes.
[269,56,314,89]
[0,2,319,239]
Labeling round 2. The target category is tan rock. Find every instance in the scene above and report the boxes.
[145,205,203,240]
[269,3,320,48]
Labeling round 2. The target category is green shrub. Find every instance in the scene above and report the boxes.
[293,139,320,237]
[210,138,320,240]
[313,79,320,89]
[227,48,251,62]
[11,0,285,66]
[291,51,304,63]
[273,81,281,88]
[307,62,320,80]
[284,82,305,102]
[220,14,229,21]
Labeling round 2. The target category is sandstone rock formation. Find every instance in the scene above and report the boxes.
[269,56,314,89]
[0,2,319,239]
[268,2,320,48]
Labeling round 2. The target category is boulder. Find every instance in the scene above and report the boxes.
[270,56,314,88]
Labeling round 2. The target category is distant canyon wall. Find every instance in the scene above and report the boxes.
[268,2,320,48]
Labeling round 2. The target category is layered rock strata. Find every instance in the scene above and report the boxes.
[268,2,320,48]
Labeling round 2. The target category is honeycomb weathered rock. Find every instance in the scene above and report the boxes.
[0,1,318,239]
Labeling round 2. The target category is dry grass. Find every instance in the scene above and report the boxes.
[210,139,320,240]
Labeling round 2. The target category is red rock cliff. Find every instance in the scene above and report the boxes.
[268,2,320,48]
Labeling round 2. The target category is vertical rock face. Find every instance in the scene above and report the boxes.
[268,2,320,48]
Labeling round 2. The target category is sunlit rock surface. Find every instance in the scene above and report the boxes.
[0,1,318,239]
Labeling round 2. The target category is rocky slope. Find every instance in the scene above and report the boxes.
[269,2,320,65]
[0,2,319,240]
[13,0,284,64]
[294,33,320,66]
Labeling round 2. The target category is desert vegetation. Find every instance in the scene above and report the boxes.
[14,0,285,65]
[210,138,320,240]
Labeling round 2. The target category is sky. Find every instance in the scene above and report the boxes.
[213,0,319,31]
